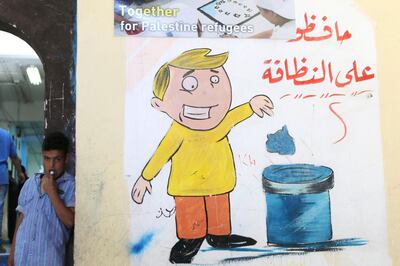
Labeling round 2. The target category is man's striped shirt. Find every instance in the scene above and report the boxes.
[14,172,75,266]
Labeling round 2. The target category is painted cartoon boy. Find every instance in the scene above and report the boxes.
[132,48,274,263]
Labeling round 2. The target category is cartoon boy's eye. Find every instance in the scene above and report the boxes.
[210,75,220,84]
[181,76,198,92]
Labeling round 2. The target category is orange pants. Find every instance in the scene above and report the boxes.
[174,193,231,239]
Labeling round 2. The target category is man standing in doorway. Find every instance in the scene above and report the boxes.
[8,132,75,266]
[0,128,25,253]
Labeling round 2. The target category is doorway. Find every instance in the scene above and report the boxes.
[0,29,44,255]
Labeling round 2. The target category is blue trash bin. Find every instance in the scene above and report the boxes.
[262,164,334,246]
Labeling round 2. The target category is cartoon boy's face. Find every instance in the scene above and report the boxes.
[152,65,232,130]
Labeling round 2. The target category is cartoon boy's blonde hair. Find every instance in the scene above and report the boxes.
[153,48,229,100]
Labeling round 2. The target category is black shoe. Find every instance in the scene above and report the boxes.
[206,234,257,248]
[169,238,205,264]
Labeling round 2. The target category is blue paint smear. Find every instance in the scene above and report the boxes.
[284,238,368,250]
[266,125,296,155]
[202,238,367,253]
[130,231,155,255]
[201,247,288,253]
[200,238,367,263]
[220,252,294,263]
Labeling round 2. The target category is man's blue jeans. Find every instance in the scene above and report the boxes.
[0,184,8,245]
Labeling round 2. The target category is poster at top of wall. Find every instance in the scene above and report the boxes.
[123,0,391,264]
[114,0,296,39]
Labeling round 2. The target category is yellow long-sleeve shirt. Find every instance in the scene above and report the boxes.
[142,103,253,196]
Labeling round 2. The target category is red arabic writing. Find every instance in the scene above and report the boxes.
[291,13,352,43]
[279,90,373,100]
[262,12,375,144]
[279,90,372,144]
[329,102,347,144]
[263,58,375,87]
[238,153,256,167]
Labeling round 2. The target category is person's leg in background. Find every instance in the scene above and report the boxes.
[0,184,8,253]
[7,178,17,243]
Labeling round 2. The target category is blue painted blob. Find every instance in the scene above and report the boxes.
[266,125,296,155]
[130,231,155,255]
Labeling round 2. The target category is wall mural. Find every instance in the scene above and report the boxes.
[124,0,390,264]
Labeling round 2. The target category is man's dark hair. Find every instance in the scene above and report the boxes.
[42,132,69,154]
